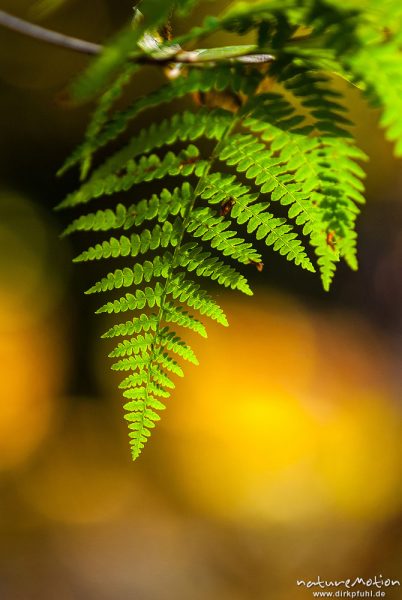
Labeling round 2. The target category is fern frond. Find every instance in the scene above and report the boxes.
[201,173,315,272]
[118,371,148,390]
[86,254,173,294]
[178,242,253,295]
[58,0,402,459]
[59,106,231,208]
[158,327,199,365]
[348,33,402,155]
[279,64,366,281]
[62,184,190,236]
[186,207,262,265]
[58,145,206,210]
[96,284,164,315]
[61,66,253,174]
[92,107,232,183]
[109,333,155,358]
[166,273,229,326]
[73,219,182,263]
[225,69,366,288]
[69,0,178,104]
[102,313,159,339]
[163,303,208,338]
[155,352,184,378]
[78,63,138,180]
[70,28,141,104]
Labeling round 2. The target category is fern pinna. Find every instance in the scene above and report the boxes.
[58,0,402,460]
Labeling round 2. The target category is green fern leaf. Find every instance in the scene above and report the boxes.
[58,145,206,210]
[102,313,159,339]
[201,173,315,272]
[58,0,402,459]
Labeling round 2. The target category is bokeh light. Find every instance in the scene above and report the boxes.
[0,1,401,597]
[0,191,68,470]
[153,293,402,525]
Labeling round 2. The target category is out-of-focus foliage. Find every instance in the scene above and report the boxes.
[30,0,70,19]
[57,0,402,459]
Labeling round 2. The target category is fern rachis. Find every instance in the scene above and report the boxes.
[57,0,402,460]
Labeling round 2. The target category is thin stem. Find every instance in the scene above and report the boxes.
[0,9,101,55]
[0,9,275,66]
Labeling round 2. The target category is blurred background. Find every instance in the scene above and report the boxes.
[0,1,401,598]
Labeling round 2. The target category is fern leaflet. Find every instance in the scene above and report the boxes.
[59,0,402,459]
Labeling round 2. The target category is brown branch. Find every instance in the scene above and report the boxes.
[0,9,102,55]
[0,9,275,66]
